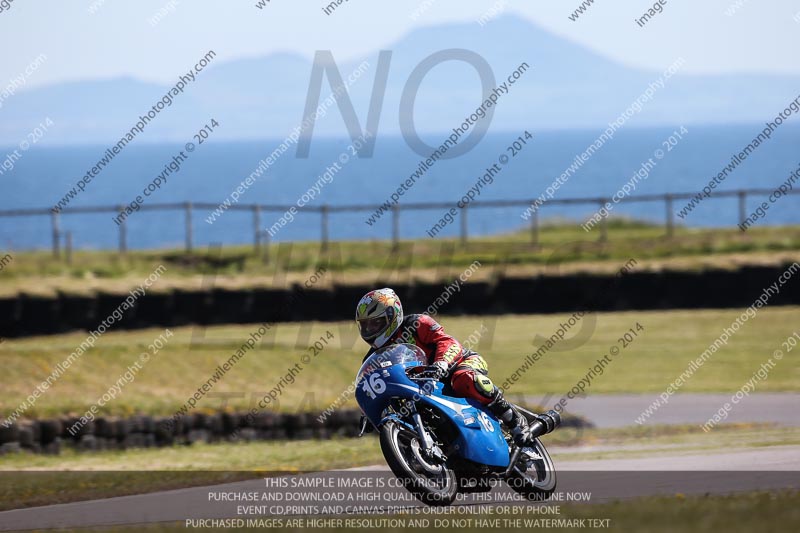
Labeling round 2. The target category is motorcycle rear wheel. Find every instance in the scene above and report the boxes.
[379,419,458,506]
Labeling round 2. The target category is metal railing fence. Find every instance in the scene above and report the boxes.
[0,188,797,256]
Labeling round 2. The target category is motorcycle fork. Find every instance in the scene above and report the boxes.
[504,447,522,477]
[407,402,436,454]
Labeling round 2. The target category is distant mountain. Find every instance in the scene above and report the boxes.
[1,15,798,146]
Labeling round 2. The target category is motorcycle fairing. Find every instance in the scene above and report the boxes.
[357,361,510,468]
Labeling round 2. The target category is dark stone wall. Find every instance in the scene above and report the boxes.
[0,408,590,455]
[1,264,797,338]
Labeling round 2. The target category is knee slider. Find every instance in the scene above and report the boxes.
[452,369,495,402]
[474,374,495,399]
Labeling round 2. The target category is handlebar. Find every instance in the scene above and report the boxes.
[406,366,440,381]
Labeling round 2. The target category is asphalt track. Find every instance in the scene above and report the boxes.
[516,393,800,427]
[1,446,798,531]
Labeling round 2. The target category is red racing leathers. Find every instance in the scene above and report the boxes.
[363,313,496,404]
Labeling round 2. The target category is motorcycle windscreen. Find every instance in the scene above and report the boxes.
[354,344,427,424]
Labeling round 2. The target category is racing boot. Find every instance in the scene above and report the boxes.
[489,391,562,447]
[487,392,529,447]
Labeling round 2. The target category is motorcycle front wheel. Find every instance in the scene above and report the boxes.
[506,437,557,500]
[379,419,458,506]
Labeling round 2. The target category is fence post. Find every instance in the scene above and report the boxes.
[738,190,747,228]
[50,211,61,258]
[184,202,193,252]
[459,205,468,246]
[253,205,261,253]
[65,231,73,265]
[261,230,271,264]
[321,204,329,252]
[117,205,127,254]
[530,208,539,248]
[391,204,400,250]
[598,200,608,243]
[665,194,674,238]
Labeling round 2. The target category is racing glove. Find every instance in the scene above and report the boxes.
[430,360,450,381]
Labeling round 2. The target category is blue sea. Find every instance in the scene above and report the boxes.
[1,124,799,251]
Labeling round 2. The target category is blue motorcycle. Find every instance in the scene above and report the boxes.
[355,343,560,505]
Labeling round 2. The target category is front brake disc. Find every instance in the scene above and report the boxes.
[410,439,444,474]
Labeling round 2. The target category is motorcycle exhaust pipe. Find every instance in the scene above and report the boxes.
[526,410,561,440]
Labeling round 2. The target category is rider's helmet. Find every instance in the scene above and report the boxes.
[355,288,403,348]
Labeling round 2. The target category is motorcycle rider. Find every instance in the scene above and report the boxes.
[356,287,545,446]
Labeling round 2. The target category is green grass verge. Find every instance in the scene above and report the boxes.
[0,437,380,512]
[0,436,382,472]
[1,308,798,419]
[2,221,799,296]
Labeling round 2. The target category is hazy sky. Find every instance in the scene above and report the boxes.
[1,0,799,89]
